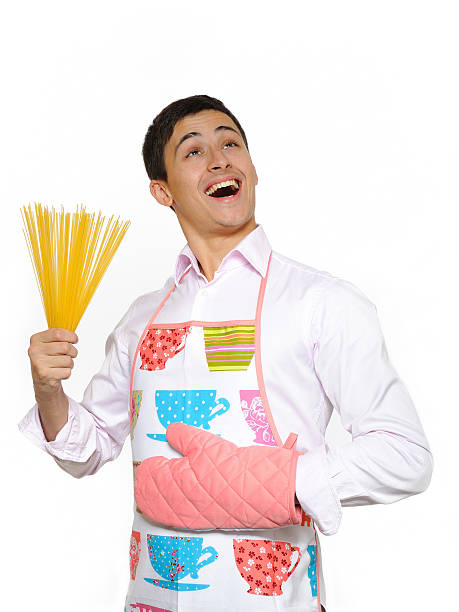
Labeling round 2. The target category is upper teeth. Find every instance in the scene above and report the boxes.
[205,178,239,196]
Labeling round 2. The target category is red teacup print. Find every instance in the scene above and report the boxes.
[301,509,312,527]
[130,530,141,580]
[233,538,301,596]
[139,326,191,371]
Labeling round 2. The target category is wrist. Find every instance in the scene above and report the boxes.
[34,383,65,410]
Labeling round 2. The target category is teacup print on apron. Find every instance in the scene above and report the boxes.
[306,544,318,597]
[144,534,218,591]
[203,325,255,371]
[130,530,141,580]
[239,390,276,446]
[139,326,192,371]
[301,511,312,528]
[147,390,230,442]
[232,538,301,596]
[131,390,142,439]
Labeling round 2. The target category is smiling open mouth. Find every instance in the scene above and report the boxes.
[205,179,241,198]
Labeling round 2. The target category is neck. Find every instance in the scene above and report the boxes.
[180,218,258,282]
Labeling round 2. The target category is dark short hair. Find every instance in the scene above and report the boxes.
[142,95,249,213]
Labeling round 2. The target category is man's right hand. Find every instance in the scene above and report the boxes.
[28,328,79,399]
[28,328,79,441]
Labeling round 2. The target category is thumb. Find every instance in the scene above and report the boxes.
[166,422,230,458]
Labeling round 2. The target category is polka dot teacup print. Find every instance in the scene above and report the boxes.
[147,390,230,441]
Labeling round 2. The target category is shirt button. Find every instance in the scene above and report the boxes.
[201,289,208,297]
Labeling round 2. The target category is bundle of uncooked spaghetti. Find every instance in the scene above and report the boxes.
[21,202,131,332]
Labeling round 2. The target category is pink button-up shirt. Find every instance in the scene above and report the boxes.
[17,223,433,536]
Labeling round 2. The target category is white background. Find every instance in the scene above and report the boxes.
[1,1,457,610]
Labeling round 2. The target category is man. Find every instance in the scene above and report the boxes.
[19,94,433,611]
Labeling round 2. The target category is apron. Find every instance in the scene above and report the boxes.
[124,251,324,612]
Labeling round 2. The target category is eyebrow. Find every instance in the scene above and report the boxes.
[174,125,241,156]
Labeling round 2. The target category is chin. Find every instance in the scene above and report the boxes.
[213,207,255,228]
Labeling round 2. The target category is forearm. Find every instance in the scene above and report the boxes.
[36,384,69,442]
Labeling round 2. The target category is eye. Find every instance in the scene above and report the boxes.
[185,140,239,159]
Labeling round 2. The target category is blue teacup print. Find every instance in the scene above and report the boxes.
[147,390,230,442]
[144,534,218,591]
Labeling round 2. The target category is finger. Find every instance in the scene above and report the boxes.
[43,367,73,380]
[45,355,75,369]
[33,328,78,344]
[43,342,78,357]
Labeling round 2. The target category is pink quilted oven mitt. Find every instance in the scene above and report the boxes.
[134,422,304,530]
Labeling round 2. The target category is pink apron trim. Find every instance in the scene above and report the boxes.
[254,250,283,447]
[140,319,256,328]
[129,268,192,401]
[314,528,322,612]
[253,252,324,610]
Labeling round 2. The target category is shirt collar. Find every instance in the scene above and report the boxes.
[174,223,272,286]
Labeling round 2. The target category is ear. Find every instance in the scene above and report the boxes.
[150,180,175,209]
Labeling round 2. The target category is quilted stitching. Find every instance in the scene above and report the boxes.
[134,423,303,529]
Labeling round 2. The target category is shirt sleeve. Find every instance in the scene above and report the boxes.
[17,300,136,479]
[295,278,434,535]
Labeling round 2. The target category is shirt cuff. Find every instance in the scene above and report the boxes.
[17,396,97,462]
[295,443,343,535]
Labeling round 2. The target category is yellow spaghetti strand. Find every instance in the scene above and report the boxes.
[21,202,131,332]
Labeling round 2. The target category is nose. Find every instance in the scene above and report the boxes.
[207,145,231,170]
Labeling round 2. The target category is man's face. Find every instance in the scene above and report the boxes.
[151,109,258,234]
